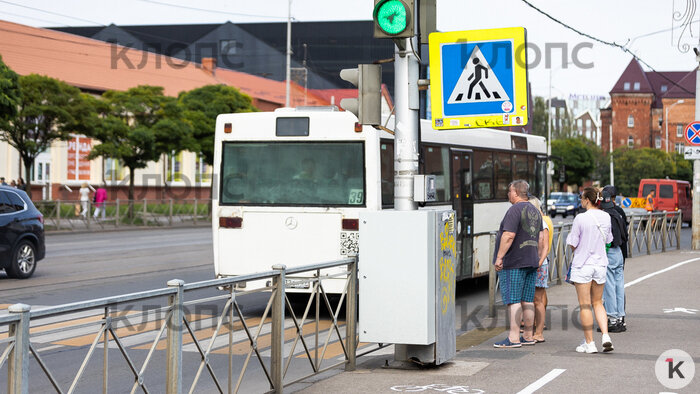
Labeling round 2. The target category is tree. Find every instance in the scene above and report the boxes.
[0,55,20,120]
[551,137,596,188]
[178,84,257,165]
[87,85,191,208]
[0,74,93,198]
[613,148,681,196]
[530,96,548,138]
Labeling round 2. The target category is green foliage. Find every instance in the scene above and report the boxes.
[530,96,548,138]
[87,85,193,201]
[612,148,678,196]
[0,55,20,120]
[0,74,93,197]
[551,137,596,187]
[178,84,257,164]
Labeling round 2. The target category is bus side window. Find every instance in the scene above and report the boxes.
[380,141,394,207]
[423,145,451,202]
[473,151,494,200]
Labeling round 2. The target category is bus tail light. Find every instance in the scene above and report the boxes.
[354,122,362,132]
[219,216,242,228]
[224,123,232,133]
[342,218,359,231]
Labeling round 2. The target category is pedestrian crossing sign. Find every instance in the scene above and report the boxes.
[429,27,529,130]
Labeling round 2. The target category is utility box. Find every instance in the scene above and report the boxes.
[358,209,456,364]
[414,175,437,202]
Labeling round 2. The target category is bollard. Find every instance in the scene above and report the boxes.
[271,265,286,393]
[56,200,61,230]
[345,258,358,371]
[488,232,497,318]
[627,216,635,258]
[166,280,184,394]
[169,199,173,226]
[143,199,148,225]
[193,198,198,225]
[661,214,668,252]
[8,304,30,394]
[677,212,682,250]
[115,199,120,227]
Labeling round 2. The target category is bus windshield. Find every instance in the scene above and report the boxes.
[220,141,365,206]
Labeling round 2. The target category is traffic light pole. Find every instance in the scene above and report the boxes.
[393,37,420,212]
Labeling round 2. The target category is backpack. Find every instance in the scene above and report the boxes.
[603,207,627,247]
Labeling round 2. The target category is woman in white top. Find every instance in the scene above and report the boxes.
[566,186,614,354]
[79,182,90,218]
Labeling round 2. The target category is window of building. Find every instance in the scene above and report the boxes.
[195,155,211,184]
[676,143,684,154]
[677,124,683,137]
[577,119,582,130]
[661,85,668,93]
[104,158,125,181]
[633,82,640,91]
[627,115,634,128]
[628,136,634,147]
[655,136,661,149]
[623,82,630,90]
[166,152,183,182]
[586,119,591,130]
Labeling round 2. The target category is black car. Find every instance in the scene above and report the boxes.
[0,186,45,278]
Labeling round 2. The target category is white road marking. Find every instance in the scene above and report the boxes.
[516,368,566,394]
[625,257,700,288]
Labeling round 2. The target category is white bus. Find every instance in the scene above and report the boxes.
[212,108,547,292]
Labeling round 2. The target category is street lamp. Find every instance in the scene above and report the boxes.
[665,99,685,153]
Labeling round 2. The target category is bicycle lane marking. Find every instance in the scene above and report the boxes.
[515,368,566,394]
[625,257,700,288]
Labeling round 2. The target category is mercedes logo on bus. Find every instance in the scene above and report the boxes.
[284,217,298,230]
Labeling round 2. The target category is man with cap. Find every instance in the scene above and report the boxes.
[600,186,628,333]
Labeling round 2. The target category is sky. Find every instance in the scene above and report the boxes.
[1,0,698,100]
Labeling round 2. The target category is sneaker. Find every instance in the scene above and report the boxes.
[608,321,626,333]
[520,336,536,346]
[576,340,598,353]
[494,338,521,348]
[601,333,614,352]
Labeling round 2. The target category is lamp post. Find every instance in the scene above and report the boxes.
[665,99,685,153]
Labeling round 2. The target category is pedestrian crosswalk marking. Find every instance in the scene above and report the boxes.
[447,45,509,105]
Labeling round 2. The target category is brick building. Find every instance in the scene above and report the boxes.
[600,58,695,153]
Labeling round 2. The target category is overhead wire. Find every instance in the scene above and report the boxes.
[520,0,695,96]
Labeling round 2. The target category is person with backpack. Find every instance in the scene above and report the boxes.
[600,185,628,333]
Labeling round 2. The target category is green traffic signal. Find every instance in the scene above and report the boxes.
[374,0,408,35]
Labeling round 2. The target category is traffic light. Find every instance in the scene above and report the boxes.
[339,64,382,125]
[373,0,414,39]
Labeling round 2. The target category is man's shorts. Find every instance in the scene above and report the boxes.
[570,264,607,285]
[499,267,537,304]
[535,261,549,289]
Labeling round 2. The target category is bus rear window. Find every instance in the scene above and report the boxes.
[220,142,365,206]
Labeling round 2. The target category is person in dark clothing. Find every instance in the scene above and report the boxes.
[600,185,628,333]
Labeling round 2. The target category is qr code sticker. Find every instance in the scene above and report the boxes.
[340,232,359,256]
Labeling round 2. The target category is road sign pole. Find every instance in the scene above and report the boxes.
[693,52,700,250]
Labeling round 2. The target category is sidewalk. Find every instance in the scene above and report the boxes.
[291,250,700,393]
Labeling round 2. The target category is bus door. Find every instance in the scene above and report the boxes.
[451,149,473,279]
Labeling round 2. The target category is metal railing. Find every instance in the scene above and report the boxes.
[0,258,370,393]
[33,199,212,232]
[488,211,683,316]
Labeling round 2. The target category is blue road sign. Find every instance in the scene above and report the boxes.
[440,40,515,117]
[684,121,700,146]
[622,198,632,208]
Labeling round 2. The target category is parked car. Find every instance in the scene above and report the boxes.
[638,179,692,224]
[0,186,45,278]
[548,192,581,218]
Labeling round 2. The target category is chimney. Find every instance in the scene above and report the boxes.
[202,57,216,76]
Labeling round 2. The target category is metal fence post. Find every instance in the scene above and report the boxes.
[677,212,682,250]
[661,214,668,252]
[115,199,120,227]
[169,199,173,226]
[143,199,148,225]
[193,198,198,225]
[646,213,652,255]
[627,216,635,258]
[56,200,61,230]
[8,304,30,394]
[345,257,357,371]
[488,232,497,318]
[166,279,184,394]
[271,264,286,393]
